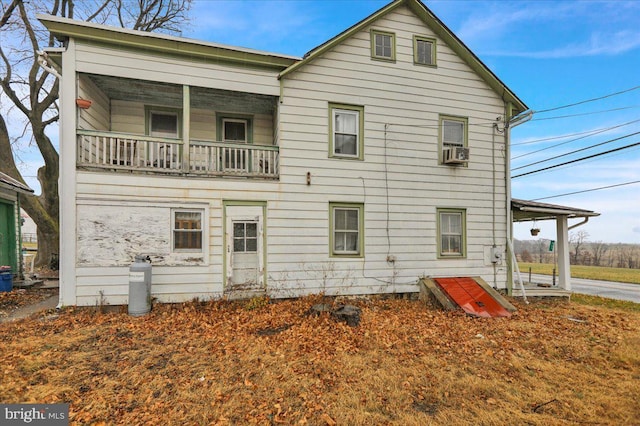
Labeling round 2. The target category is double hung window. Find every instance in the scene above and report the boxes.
[330,203,364,257]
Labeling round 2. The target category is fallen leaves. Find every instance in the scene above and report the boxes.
[0,296,638,424]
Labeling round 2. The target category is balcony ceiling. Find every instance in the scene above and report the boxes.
[87,75,277,114]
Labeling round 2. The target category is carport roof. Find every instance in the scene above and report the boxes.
[511,198,600,222]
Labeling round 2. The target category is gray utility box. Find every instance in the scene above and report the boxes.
[128,255,152,316]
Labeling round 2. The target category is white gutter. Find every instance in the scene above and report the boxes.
[568,217,590,231]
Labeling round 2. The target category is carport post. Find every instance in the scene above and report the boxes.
[556,215,571,291]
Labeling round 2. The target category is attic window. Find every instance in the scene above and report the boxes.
[414,36,436,66]
[371,30,395,61]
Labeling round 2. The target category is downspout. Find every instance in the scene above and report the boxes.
[505,108,533,295]
[36,49,64,309]
[568,217,589,231]
[36,51,62,79]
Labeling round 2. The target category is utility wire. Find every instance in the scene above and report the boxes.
[535,85,640,114]
[511,118,640,147]
[530,106,640,121]
[532,180,640,201]
[512,131,640,171]
[512,141,640,178]
[513,123,640,160]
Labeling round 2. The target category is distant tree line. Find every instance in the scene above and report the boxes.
[515,230,640,269]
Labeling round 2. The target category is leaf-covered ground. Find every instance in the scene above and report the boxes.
[0,295,638,425]
[0,288,57,320]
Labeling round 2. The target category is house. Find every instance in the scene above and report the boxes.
[38,0,528,307]
[0,172,34,279]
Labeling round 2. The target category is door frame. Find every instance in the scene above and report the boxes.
[222,200,267,291]
[0,198,17,272]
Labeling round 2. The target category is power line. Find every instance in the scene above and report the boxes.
[512,140,640,178]
[532,181,640,201]
[512,131,640,171]
[530,106,640,122]
[511,118,640,147]
[535,85,640,114]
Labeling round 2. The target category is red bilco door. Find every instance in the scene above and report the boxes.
[434,277,512,318]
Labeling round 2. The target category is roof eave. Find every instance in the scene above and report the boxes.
[406,0,527,115]
[37,14,300,71]
[0,173,34,195]
[279,0,405,79]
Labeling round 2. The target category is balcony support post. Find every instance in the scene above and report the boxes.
[182,85,190,171]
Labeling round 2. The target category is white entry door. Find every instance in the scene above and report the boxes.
[225,205,264,291]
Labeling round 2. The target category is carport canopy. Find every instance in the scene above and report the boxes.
[511,199,600,291]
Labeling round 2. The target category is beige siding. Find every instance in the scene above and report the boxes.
[68,5,512,305]
[77,74,109,131]
[273,5,509,294]
[75,42,282,96]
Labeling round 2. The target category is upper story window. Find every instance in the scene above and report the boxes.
[329,103,364,160]
[414,36,436,66]
[147,108,180,138]
[441,117,466,148]
[371,29,395,61]
[216,114,253,143]
[223,118,248,143]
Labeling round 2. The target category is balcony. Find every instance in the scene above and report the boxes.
[77,130,279,179]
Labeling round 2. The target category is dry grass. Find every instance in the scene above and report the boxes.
[519,262,640,285]
[1,296,639,425]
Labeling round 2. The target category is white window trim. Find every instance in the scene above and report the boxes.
[171,209,204,253]
[333,108,360,158]
[149,110,180,138]
[222,118,248,144]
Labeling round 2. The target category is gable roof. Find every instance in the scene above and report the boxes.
[0,172,34,195]
[279,0,528,116]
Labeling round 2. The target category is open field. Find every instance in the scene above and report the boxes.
[518,262,640,285]
[1,295,639,425]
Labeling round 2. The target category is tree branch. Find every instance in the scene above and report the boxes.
[0,0,19,28]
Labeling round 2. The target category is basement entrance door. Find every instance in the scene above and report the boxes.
[225,205,264,292]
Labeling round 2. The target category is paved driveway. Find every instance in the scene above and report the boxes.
[530,274,640,303]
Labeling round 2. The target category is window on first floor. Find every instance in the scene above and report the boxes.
[437,208,466,258]
[330,203,364,257]
[172,209,203,252]
[329,103,364,160]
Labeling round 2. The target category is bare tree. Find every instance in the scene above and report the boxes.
[569,230,589,265]
[589,240,609,267]
[0,0,191,268]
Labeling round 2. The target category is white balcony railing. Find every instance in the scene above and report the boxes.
[77,130,279,178]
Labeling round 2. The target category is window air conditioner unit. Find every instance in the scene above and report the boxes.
[443,146,469,165]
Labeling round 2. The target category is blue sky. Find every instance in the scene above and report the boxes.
[184,0,640,244]
[11,0,640,243]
